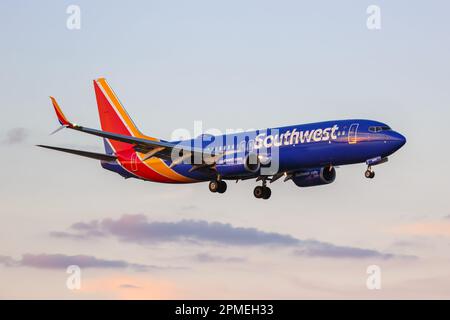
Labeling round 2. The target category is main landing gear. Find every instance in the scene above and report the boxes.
[365,166,375,179]
[209,180,227,194]
[253,180,271,200]
[208,176,272,199]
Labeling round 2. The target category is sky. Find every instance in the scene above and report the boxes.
[1,0,450,299]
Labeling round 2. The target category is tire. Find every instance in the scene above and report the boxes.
[217,181,227,194]
[253,186,264,199]
[369,171,375,179]
[209,180,220,193]
[262,187,271,200]
[365,170,372,179]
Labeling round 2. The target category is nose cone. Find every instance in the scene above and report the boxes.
[388,131,406,151]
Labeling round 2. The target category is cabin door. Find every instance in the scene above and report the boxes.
[348,123,359,144]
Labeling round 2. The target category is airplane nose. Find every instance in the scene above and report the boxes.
[389,131,406,149]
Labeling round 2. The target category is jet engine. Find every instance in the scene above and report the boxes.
[292,166,336,187]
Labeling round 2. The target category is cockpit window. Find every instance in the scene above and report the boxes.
[369,125,391,133]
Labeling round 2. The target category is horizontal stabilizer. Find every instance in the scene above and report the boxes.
[37,145,117,162]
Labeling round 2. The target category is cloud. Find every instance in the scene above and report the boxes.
[0,255,16,267]
[50,220,105,240]
[0,253,167,271]
[51,214,400,259]
[49,231,90,240]
[53,214,300,245]
[194,253,246,263]
[3,128,28,144]
[293,240,394,259]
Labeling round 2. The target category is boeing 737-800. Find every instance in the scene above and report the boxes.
[38,78,406,199]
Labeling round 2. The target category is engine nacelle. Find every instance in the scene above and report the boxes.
[292,166,336,187]
[215,153,260,177]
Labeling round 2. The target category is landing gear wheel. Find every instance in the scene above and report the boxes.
[217,181,227,194]
[209,180,220,193]
[254,186,271,199]
[209,180,227,193]
[254,186,264,199]
[365,169,375,179]
[262,187,271,200]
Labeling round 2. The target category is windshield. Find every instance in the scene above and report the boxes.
[368,125,391,133]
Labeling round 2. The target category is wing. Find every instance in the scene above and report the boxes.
[49,97,230,167]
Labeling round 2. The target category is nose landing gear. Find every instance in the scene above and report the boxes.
[365,166,375,179]
[364,157,388,179]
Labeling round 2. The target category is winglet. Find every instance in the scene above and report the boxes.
[50,96,73,127]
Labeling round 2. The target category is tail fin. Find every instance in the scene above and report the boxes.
[93,78,152,137]
[93,78,157,153]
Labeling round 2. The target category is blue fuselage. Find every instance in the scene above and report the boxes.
[168,119,406,181]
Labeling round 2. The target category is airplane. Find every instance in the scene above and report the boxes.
[38,78,406,199]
